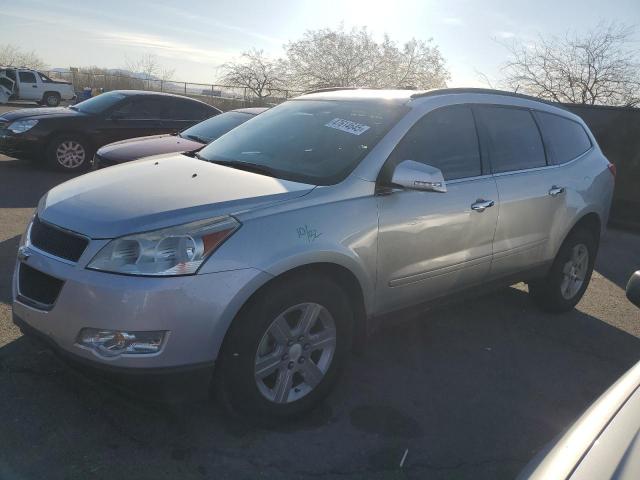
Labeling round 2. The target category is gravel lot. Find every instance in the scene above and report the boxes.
[1,103,639,479]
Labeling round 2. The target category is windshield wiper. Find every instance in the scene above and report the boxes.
[182,133,209,144]
[207,159,278,177]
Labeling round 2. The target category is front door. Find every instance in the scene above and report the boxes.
[98,96,168,145]
[376,105,499,314]
[17,70,43,101]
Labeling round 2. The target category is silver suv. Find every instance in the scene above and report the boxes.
[13,88,615,419]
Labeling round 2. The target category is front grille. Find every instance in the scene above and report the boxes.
[18,263,65,308]
[30,216,88,262]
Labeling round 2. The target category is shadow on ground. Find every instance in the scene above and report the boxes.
[1,286,638,480]
[0,158,77,208]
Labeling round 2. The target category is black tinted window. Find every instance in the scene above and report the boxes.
[163,98,210,121]
[113,97,162,119]
[390,105,481,180]
[477,106,546,173]
[536,112,592,164]
[18,72,37,83]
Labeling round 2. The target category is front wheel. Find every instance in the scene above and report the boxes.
[528,228,598,312]
[215,275,353,421]
[46,135,93,172]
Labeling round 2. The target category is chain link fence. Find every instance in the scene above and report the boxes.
[45,70,303,111]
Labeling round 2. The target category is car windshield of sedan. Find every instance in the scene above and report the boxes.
[70,92,127,115]
[197,100,408,185]
[180,111,255,144]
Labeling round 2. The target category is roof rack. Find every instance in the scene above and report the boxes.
[410,87,557,106]
[302,86,419,95]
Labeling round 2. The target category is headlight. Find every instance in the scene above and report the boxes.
[87,216,240,276]
[8,119,39,133]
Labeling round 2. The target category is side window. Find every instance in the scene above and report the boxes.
[113,98,162,119]
[476,106,546,173]
[18,71,37,83]
[536,111,592,164]
[162,99,211,121]
[389,105,482,181]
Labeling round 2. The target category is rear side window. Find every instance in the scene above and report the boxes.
[18,71,37,83]
[113,97,163,119]
[476,106,546,173]
[164,98,213,121]
[389,105,482,180]
[536,112,592,164]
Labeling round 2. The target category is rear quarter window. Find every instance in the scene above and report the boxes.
[536,111,592,165]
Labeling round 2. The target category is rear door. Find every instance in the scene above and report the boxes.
[376,105,499,314]
[17,70,43,101]
[474,105,563,278]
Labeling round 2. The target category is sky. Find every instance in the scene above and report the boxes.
[1,0,639,87]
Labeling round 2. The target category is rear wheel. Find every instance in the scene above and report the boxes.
[42,92,61,107]
[215,275,353,421]
[46,135,93,172]
[528,228,598,312]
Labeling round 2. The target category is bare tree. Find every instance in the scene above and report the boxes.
[124,53,175,87]
[221,49,286,99]
[501,23,640,106]
[283,26,449,90]
[0,44,46,69]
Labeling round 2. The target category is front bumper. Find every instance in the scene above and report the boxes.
[12,247,271,371]
[0,129,43,160]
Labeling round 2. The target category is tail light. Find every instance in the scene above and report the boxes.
[608,162,617,178]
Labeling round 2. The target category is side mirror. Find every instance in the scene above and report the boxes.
[626,271,640,308]
[390,160,447,193]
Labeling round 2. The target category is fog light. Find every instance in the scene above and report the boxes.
[77,328,166,357]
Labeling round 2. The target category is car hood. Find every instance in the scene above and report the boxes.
[38,154,316,238]
[97,134,204,162]
[0,106,84,121]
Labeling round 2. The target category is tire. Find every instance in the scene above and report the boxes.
[215,274,353,421]
[43,92,61,107]
[46,134,93,172]
[528,228,598,312]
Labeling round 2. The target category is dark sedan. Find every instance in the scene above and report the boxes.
[0,90,221,171]
[93,107,266,169]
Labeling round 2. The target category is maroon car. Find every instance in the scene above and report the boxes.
[92,107,267,169]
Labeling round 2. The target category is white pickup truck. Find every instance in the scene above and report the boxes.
[0,67,75,107]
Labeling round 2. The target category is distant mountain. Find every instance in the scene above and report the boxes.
[50,67,160,80]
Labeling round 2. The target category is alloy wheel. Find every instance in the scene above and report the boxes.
[560,243,589,299]
[254,302,336,404]
[55,140,86,169]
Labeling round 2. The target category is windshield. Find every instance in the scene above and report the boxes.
[198,100,407,185]
[71,92,127,114]
[181,111,255,144]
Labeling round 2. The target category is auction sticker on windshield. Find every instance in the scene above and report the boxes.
[325,118,371,135]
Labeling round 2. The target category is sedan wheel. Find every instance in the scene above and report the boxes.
[55,140,86,169]
[254,302,337,404]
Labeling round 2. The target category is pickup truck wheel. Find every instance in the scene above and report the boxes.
[46,135,93,172]
[215,275,353,422]
[528,228,597,312]
[43,92,61,107]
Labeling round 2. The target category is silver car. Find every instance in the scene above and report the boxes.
[12,88,615,419]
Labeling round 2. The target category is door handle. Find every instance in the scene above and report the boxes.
[471,199,495,212]
[32,85,38,88]
[549,186,565,197]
